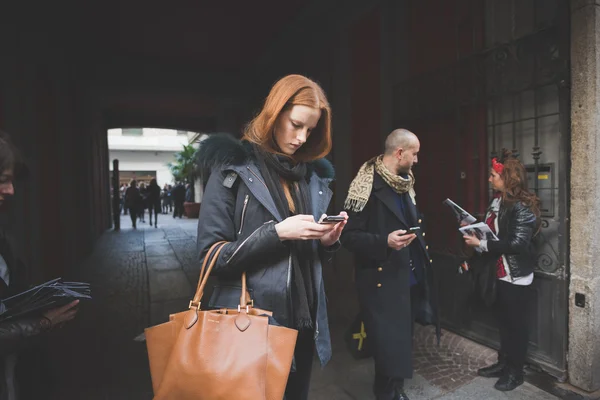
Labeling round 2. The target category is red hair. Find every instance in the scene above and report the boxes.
[495,149,541,218]
[243,75,332,162]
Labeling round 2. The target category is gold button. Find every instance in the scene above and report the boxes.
[377,283,382,288]
[418,219,422,223]
[422,232,426,237]
[426,245,429,250]
[430,259,433,263]
[377,267,383,272]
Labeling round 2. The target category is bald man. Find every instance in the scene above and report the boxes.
[341,129,437,400]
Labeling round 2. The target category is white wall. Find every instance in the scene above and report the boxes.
[109,150,176,186]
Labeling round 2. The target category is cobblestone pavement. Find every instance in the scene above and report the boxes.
[43,214,559,400]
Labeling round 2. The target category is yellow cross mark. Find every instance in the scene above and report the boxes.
[352,322,367,351]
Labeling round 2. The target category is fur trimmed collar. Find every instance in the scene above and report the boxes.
[196,133,335,180]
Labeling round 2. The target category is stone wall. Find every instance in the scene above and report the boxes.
[569,0,600,392]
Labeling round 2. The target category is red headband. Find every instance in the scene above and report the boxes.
[492,158,504,174]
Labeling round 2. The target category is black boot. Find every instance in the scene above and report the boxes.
[477,353,506,378]
[494,369,524,391]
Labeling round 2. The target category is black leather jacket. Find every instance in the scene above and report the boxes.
[484,200,538,279]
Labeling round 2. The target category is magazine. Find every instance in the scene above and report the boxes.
[0,278,91,322]
[459,222,499,253]
[443,198,477,225]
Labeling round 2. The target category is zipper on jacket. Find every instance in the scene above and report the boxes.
[238,195,249,235]
[226,220,274,264]
[247,166,268,189]
[287,253,294,327]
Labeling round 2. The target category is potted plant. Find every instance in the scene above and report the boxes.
[168,144,201,218]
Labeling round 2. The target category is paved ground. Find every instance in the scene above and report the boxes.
[42,214,560,399]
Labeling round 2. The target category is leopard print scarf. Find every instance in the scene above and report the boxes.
[344,155,416,212]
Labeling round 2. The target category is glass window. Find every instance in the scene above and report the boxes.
[122,128,143,136]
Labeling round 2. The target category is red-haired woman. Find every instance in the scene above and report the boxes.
[195,75,347,399]
[463,149,540,392]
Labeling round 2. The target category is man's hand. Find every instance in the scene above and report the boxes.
[387,230,416,250]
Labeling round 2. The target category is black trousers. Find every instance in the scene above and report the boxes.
[173,201,184,218]
[284,329,314,400]
[148,206,159,225]
[373,283,424,398]
[127,207,137,226]
[494,279,533,373]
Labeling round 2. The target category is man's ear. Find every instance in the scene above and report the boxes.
[396,147,404,159]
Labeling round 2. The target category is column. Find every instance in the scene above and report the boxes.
[569,0,600,391]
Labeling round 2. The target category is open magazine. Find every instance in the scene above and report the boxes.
[444,199,498,253]
[0,278,91,322]
[443,198,476,225]
[459,222,499,253]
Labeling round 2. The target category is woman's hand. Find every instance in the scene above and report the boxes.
[275,215,336,241]
[320,212,349,247]
[463,234,481,248]
[42,300,79,328]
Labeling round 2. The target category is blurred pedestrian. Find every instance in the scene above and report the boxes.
[125,180,141,229]
[147,179,161,228]
[172,182,185,218]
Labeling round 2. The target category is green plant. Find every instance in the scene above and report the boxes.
[167,144,198,183]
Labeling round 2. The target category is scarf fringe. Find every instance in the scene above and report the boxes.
[344,197,368,213]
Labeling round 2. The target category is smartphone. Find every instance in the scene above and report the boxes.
[318,215,345,224]
[408,226,421,232]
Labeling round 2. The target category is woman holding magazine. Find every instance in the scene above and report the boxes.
[463,149,540,392]
[0,131,79,400]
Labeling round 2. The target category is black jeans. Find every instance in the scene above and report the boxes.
[284,329,314,400]
[494,279,533,373]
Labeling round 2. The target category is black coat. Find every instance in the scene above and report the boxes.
[341,172,436,378]
[195,134,338,367]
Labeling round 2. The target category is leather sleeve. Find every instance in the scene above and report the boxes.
[196,170,288,277]
[0,317,44,357]
[486,203,537,256]
[340,200,390,263]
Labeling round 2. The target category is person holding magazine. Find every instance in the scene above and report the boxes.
[195,75,347,400]
[0,130,79,400]
[462,149,540,392]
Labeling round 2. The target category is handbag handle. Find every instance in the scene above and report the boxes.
[190,241,253,311]
[189,241,227,310]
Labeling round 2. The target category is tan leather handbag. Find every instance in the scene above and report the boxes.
[145,241,298,400]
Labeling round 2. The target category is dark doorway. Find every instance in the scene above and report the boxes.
[393,0,570,379]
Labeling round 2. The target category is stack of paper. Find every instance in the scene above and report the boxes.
[0,278,91,322]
